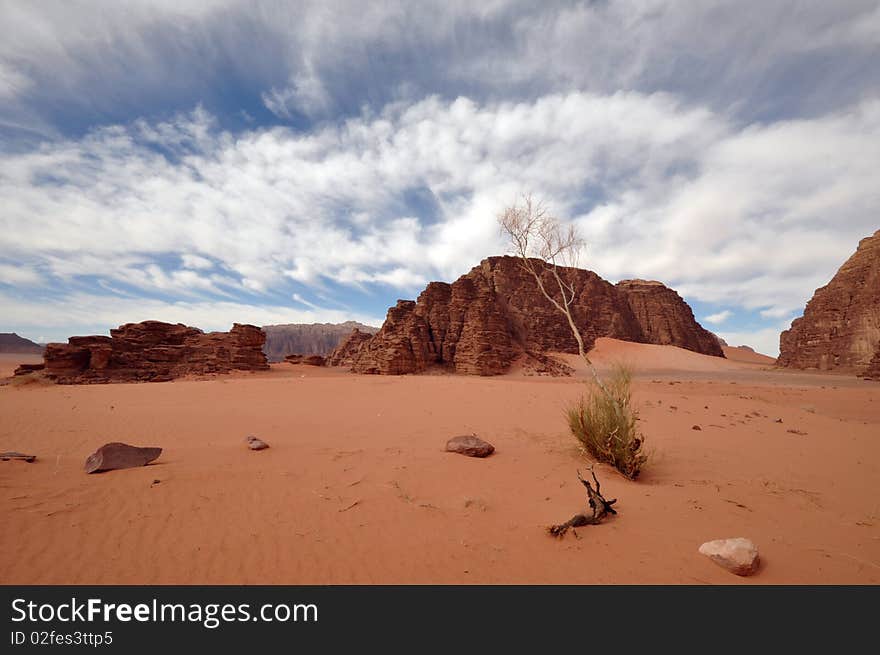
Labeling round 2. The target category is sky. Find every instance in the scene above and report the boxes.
[1,1,879,356]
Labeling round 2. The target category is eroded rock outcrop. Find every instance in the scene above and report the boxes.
[778,230,880,375]
[617,280,724,357]
[43,321,268,384]
[326,328,375,367]
[349,256,722,375]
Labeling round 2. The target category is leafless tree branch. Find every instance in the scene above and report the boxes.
[498,192,611,396]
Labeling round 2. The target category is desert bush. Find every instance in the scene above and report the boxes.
[566,363,646,479]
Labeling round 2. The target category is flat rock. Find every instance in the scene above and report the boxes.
[13,363,45,376]
[445,435,495,458]
[1,451,36,463]
[84,442,162,473]
[246,435,269,450]
[43,321,268,384]
[699,537,760,576]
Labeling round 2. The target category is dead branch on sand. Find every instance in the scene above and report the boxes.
[547,468,617,538]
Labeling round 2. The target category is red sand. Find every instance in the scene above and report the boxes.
[1,339,878,584]
[722,345,777,365]
[0,353,41,378]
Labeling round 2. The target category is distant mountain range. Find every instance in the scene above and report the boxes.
[262,321,379,362]
[0,333,44,354]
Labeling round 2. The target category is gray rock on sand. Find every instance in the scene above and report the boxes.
[1,451,36,463]
[445,435,495,458]
[699,537,760,576]
[84,442,162,474]
[246,435,269,451]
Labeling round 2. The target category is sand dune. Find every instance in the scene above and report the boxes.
[722,345,777,365]
[550,337,772,375]
[1,349,878,584]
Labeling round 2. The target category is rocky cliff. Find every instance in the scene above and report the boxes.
[262,321,378,362]
[326,328,376,367]
[43,321,268,384]
[778,230,880,375]
[616,280,723,357]
[349,256,722,375]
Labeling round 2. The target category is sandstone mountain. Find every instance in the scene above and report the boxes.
[0,333,43,354]
[262,321,378,362]
[40,321,268,384]
[346,256,722,375]
[615,279,722,356]
[778,229,880,376]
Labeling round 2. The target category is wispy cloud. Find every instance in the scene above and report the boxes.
[0,2,877,342]
[1,93,878,337]
[703,310,733,325]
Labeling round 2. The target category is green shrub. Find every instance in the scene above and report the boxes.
[566,364,646,479]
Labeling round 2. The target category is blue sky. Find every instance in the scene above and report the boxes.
[1,1,879,355]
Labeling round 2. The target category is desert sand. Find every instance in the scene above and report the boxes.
[0,353,41,379]
[1,339,878,584]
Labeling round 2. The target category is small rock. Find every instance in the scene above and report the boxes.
[775,418,783,423]
[699,537,760,576]
[0,451,36,463]
[246,435,270,450]
[692,425,702,431]
[446,435,494,458]
[84,442,161,473]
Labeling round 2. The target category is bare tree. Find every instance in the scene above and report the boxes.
[497,193,608,394]
[499,192,646,479]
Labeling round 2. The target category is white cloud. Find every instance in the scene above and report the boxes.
[716,325,792,359]
[0,62,31,99]
[0,290,384,344]
[2,1,877,132]
[262,68,332,119]
[1,92,878,342]
[703,310,732,325]
[291,293,319,309]
[0,263,42,286]
[181,254,214,270]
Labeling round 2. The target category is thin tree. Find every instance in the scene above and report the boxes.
[498,193,647,479]
[497,193,609,394]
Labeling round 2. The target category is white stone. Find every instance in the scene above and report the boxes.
[698,537,760,576]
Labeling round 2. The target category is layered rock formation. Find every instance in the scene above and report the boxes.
[43,321,268,384]
[349,256,722,376]
[326,328,375,367]
[262,321,378,362]
[778,230,880,375]
[616,280,723,357]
